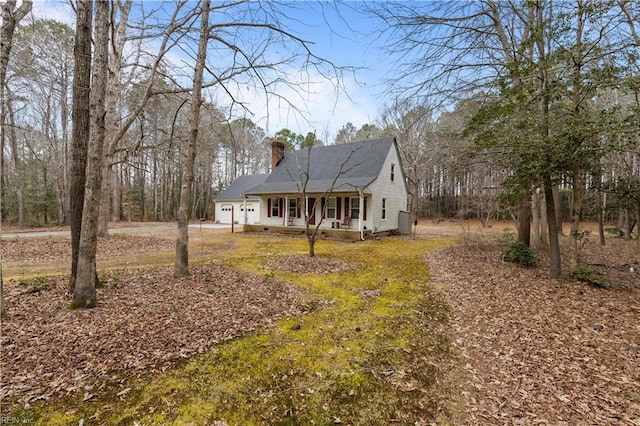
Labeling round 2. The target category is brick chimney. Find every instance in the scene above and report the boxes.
[271,140,285,170]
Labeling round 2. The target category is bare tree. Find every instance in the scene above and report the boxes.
[68,0,92,292]
[380,100,435,224]
[73,0,109,308]
[98,1,193,236]
[97,0,132,236]
[174,0,210,277]
[282,143,365,257]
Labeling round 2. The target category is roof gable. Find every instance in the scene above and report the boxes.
[246,137,397,195]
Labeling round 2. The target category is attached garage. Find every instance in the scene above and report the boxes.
[214,174,268,225]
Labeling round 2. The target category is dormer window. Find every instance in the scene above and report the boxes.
[391,164,395,182]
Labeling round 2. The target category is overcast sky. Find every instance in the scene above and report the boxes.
[30,1,393,143]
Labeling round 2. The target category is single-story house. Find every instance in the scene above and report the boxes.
[214,173,268,224]
[242,137,410,238]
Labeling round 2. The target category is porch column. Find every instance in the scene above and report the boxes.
[285,196,289,226]
[358,190,364,239]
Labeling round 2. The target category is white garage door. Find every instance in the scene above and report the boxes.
[240,204,257,224]
[219,204,233,224]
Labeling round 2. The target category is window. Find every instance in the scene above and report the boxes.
[270,197,279,217]
[382,198,386,220]
[350,197,360,219]
[326,197,336,219]
[391,164,395,182]
[289,198,298,218]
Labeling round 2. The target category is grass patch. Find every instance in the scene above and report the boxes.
[7,235,457,424]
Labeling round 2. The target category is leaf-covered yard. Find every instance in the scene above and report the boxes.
[428,240,640,424]
[1,228,454,424]
[1,222,639,424]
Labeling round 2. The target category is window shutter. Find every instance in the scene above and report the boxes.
[337,197,341,219]
[345,197,350,218]
[297,198,301,218]
[267,198,271,217]
[279,198,284,217]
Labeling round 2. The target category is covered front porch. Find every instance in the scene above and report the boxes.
[243,192,372,239]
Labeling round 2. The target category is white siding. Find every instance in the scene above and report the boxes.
[367,144,408,233]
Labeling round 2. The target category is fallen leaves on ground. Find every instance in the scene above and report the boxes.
[1,235,174,263]
[427,237,640,425]
[0,262,304,409]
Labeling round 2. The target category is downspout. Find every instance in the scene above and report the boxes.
[358,190,365,241]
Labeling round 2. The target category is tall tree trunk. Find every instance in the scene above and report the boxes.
[544,174,562,278]
[596,185,605,245]
[174,0,210,277]
[69,0,93,292]
[531,191,542,248]
[553,185,563,234]
[74,0,109,308]
[0,0,32,222]
[59,65,70,225]
[568,167,584,270]
[567,2,586,270]
[535,2,561,278]
[98,0,132,237]
[517,188,531,246]
[99,1,183,233]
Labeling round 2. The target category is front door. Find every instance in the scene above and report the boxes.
[307,197,316,225]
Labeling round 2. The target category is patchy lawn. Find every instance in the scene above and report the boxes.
[1,231,455,425]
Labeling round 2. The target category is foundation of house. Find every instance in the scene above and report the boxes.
[243,224,374,240]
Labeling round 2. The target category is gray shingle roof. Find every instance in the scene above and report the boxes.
[215,174,268,201]
[245,137,396,195]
